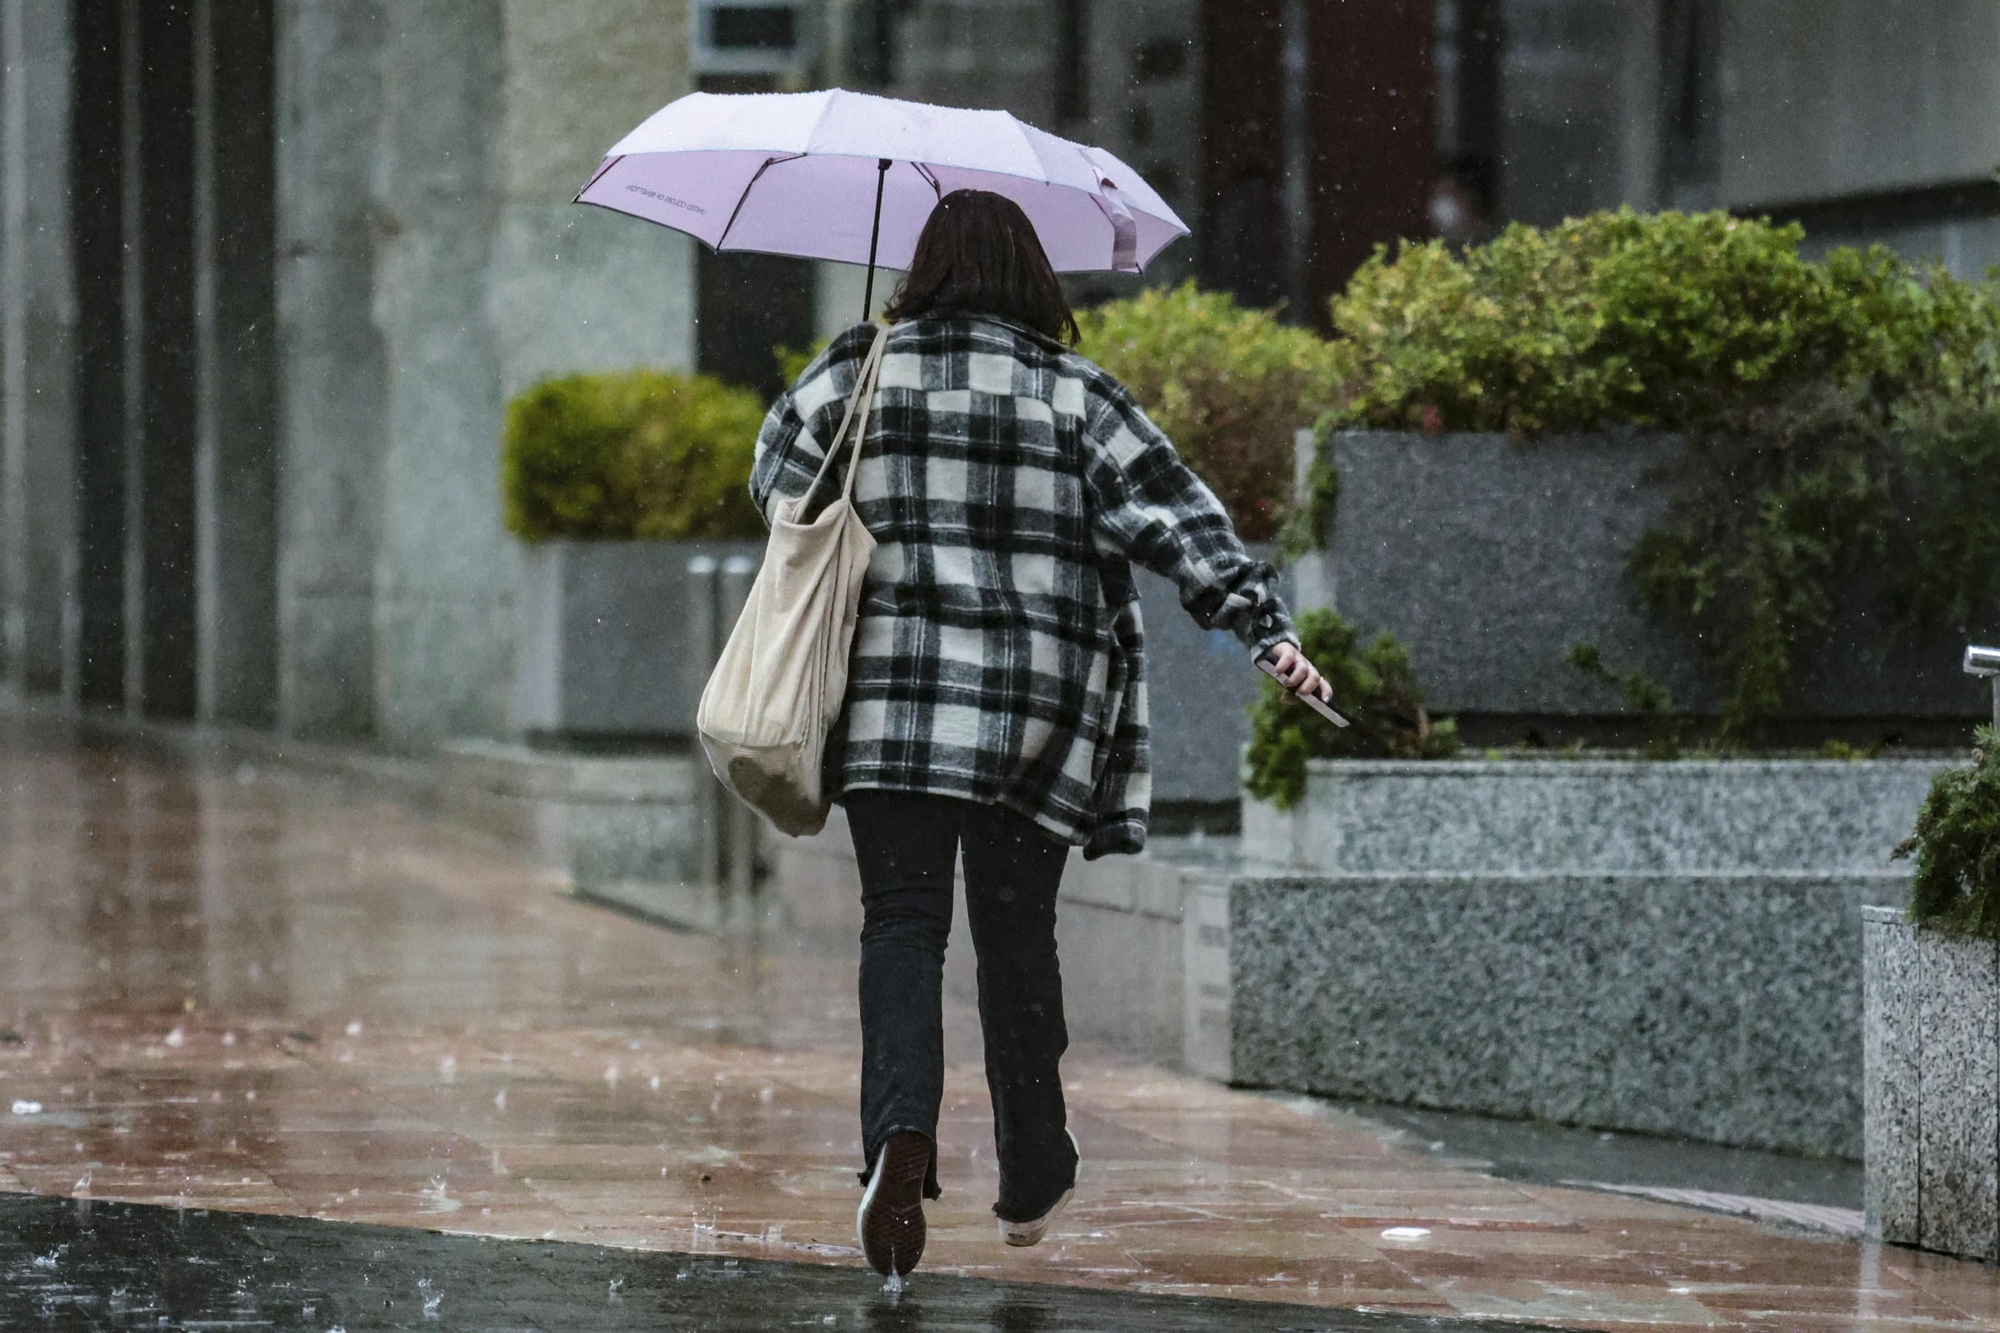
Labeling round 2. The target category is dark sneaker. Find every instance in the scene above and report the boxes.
[857,1130,931,1276]
[997,1129,1079,1248]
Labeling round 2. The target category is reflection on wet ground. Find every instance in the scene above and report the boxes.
[0,1191,1542,1331]
[5,713,2000,1330]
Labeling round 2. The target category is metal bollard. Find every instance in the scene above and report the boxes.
[1967,644,2000,732]
[719,555,761,916]
[686,555,724,890]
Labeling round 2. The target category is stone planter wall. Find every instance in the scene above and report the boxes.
[511,539,765,744]
[1865,907,2000,1261]
[511,538,1286,808]
[1221,757,1951,1156]
[1243,757,1945,876]
[1315,430,1990,722]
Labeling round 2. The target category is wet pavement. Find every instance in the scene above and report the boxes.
[5,711,2000,1330]
[0,1190,1543,1331]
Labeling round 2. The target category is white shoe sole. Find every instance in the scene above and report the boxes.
[997,1129,1079,1248]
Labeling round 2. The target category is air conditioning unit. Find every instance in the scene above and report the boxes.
[691,0,814,77]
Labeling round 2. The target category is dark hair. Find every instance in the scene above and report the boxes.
[884,190,1079,345]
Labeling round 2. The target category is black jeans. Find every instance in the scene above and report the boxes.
[846,790,1080,1221]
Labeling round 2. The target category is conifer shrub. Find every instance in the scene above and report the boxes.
[1897,729,2000,939]
[1244,608,1459,810]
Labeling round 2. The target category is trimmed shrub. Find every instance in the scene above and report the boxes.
[1318,209,2000,736]
[1897,728,2000,939]
[1244,608,1459,810]
[1078,282,1349,541]
[502,369,766,543]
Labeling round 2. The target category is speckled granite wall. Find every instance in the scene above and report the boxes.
[1225,870,1910,1157]
[1866,908,2000,1261]
[1319,430,1988,720]
[1242,758,1949,876]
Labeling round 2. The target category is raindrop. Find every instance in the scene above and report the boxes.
[607,1277,625,1304]
[881,1271,905,1296]
[604,1063,620,1086]
[650,1074,661,1091]
[493,1087,507,1111]
[10,1100,42,1115]
[221,1032,236,1047]
[438,1055,456,1081]
[418,1277,442,1317]
[1381,1226,1431,1241]
[345,1021,363,1037]
[164,1027,186,1048]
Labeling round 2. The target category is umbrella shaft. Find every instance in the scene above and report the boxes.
[863,158,890,321]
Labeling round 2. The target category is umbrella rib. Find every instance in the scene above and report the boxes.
[714,153,805,252]
[912,162,944,199]
[572,154,625,204]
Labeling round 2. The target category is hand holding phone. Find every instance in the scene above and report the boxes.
[1256,651,1353,728]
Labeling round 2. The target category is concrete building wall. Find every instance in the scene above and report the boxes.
[369,0,513,748]
[493,1,696,396]
[1498,0,1663,224]
[274,0,386,738]
[1719,0,2000,209]
[0,0,77,699]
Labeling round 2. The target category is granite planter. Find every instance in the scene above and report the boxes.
[514,538,1278,810]
[1865,907,2000,1261]
[511,538,766,745]
[1222,757,1948,1155]
[1311,430,1988,724]
[1242,756,1946,876]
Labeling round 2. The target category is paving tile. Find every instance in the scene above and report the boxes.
[4,719,2000,1330]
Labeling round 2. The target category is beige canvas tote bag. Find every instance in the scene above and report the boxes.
[696,325,889,836]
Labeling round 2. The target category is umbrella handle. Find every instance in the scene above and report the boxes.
[863,158,890,321]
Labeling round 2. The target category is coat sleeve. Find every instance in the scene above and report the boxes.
[749,325,875,525]
[1079,377,1297,658]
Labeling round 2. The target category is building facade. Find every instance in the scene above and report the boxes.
[2,0,1996,751]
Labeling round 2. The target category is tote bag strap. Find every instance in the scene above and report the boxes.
[802,325,890,503]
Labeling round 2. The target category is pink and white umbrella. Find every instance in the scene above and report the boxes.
[575,88,1190,314]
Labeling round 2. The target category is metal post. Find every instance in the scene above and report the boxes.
[686,555,723,891]
[1964,644,2000,733]
[720,554,760,920]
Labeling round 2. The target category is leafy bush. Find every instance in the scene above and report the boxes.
[1244,608,1459,810]
[1317,209,2000,736]
[1329,209,1959,436]
[1078,282,1349,541]
[502,369,766,542]
[1896,728,2000,939]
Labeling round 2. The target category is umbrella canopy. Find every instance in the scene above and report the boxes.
[574,88,1189,277]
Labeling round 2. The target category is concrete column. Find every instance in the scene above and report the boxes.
[191,0,278,727]
[369,0,512,746]
[492,0,696,395]
[9,1,78,699]
[273,0,385,738]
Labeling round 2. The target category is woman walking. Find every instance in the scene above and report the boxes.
[750,190,1331,1278]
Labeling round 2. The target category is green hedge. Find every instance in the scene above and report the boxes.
[501,369,766,542]
[1078,282,1347,542]
[1328,208,1992,436]
[1898,728,2000,939]
[1319,209,2000,737]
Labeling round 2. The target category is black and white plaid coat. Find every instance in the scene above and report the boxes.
[750,315,1297,858]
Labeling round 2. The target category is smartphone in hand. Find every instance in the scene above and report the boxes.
[1255,653,1354,728]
